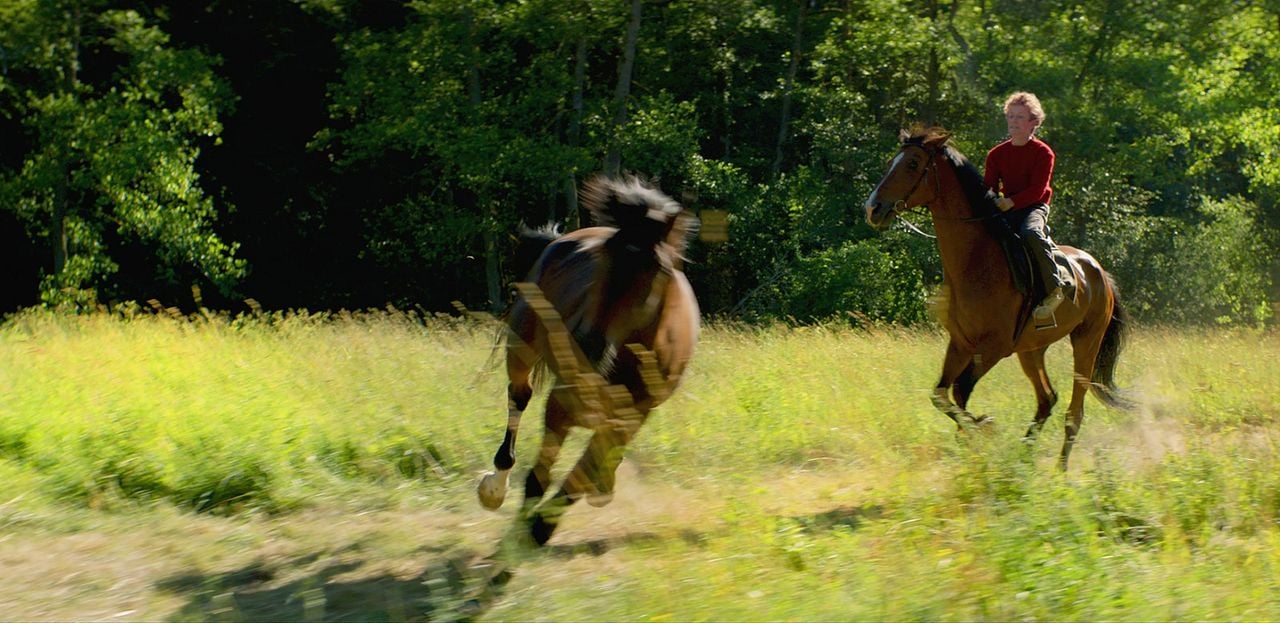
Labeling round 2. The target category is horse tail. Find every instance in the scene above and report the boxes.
[481,303,552,393]
[1091,272,1137,410]
[513,223,561,281]
[478,223,561,384]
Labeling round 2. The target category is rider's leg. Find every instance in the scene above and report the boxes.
[1020,203,1065,317]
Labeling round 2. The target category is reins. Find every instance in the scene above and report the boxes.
[893,211,937,239]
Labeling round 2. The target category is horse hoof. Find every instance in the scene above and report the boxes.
[955,414,995,434]
[477,471,508,510]
[970,414,995,427]
[529,513,557,546]
[586,492,614,508]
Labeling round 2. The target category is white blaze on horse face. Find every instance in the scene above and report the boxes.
[866,151,907,217]
[888,151,906,170]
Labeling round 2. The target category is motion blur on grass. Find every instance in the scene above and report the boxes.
[1,308,1278,620]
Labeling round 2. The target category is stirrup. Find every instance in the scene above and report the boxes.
[1032,288,1064,330]
[1033,311,1057,331]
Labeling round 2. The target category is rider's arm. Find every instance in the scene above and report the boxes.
[984,148,1015,211]
[983,149,1001,193]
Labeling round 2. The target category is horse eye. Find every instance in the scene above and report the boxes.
[908,160,920,171]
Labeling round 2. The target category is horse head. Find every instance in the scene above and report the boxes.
[577,175,698,365]
[864,126,953,230]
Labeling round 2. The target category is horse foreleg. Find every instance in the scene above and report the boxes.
[521,394,570,506]
[933,339,989,428]
[512,397,571,547]
[953,356,997,414]
[580,407,647,508]
[527,405,646,547]
[526,430,622,547]
[1017,347,1058,441]
[478,381,533,510]
[579,353,655,506]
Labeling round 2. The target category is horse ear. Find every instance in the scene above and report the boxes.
[898,128,910,143]
[580,174,615,227]
[665,210,698,258]
[925,129,953,149]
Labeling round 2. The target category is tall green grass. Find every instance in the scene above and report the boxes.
[2,310,1277,510]
[0,309,501,511]
[2,310,1279,619]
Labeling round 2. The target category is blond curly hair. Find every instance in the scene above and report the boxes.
[1003,91,1045,124]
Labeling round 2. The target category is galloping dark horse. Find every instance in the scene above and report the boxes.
[478,174,699,545]
[864,127,1131,469]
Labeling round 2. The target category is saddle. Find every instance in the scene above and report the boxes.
[991,219,1077,339]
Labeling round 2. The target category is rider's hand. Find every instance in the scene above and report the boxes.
[997,197,1015,211]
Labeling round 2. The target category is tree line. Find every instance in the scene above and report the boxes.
[2,0,1276,325]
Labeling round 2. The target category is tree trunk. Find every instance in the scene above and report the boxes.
[770,0,808,179]
[1075,0,1118,92]
[485,204,502,313]
[924,0,940,126]
[52,171,68,278]
[51,1,83,280]
[947,1,979,93]
[566,37,587,229]
[463,9,505,313]
[604,0,642,178]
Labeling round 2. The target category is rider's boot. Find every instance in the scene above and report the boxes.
[1033,287,1064,329]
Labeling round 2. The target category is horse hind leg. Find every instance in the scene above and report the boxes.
[1017,347,1058,441]
[477,380,533,510]
[1058,326,1106,470]
[524,394,576,547]
[528,400,648,546]
[478,321,539,510]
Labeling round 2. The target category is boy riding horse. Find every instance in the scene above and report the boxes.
[983,91,1067,327]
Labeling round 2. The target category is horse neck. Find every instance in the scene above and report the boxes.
[927,161,1011,299]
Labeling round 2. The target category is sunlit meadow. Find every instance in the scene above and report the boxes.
[0,309,1277,620]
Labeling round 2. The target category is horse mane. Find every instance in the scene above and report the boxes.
[903,126,1002,218]
[580,174,698,258]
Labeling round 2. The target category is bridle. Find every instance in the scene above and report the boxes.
[882,142,1002,238]
[891,144,940,217]
[883,143,942,238]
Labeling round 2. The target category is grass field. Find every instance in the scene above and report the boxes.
[1,309,1278,621]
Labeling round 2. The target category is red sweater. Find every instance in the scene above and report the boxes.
[983,137,1055,210]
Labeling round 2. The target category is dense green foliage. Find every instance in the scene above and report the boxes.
[0,0,245,308]
[1,0,1276,324]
